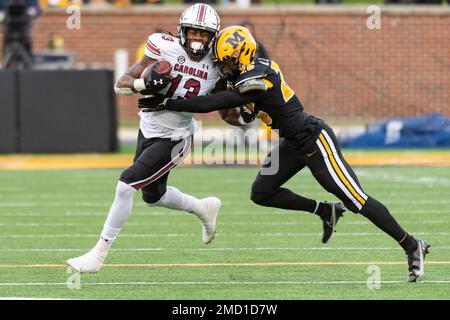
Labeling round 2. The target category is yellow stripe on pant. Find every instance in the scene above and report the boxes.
[318,133,366,207]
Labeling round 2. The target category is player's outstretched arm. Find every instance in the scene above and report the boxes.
[168,90,250,112]
[139,90,266,113]
[114,55,157,96]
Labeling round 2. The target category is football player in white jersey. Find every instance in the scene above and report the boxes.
[66,4,225,273]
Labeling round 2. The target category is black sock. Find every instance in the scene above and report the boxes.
[314,202,332,220]
[359,197,417,251]
[398,233,418,253]
[251,187,317,212]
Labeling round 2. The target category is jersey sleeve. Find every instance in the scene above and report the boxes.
[144,33,163,60]
[237,78,274,94]
[235,64,275,94]
[235,63,269,86]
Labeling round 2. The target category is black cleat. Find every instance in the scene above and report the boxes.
[321,202,346,244]
[407,239,430,282]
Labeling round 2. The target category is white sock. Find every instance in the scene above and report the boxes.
[90,237,111,261]
[147,186,200,213]
[100,181,137,242]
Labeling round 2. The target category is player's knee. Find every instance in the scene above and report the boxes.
[344,201,360,214]
[250,183,270,206]
[142,184,167,205]
[142,191,164,205]
[120,167,137,185]
[115,180,137,198]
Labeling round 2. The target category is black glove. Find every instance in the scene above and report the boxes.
[138,95,168,112]
[239,105,256,124]
[143,61,172,93]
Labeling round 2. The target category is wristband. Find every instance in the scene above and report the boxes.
[114,86,135,96]
[133,78,146,92]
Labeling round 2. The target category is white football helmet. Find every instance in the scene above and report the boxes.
[178,4,220,58]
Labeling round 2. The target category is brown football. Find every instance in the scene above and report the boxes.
[139,60,172,95]
[141,60,172,79]
[219,107,242,126]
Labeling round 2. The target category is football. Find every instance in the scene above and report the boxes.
[140,60,172,80]
[139,60,172,95]
[219,107,242,126]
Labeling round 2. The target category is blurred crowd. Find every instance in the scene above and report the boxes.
[37,0,162,8]
[36,0,450,8]
[1,0,448,10]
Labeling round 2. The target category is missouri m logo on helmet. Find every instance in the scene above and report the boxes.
[225,31,245,50]
[213,26,257,79]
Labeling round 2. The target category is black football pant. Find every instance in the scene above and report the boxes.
[251,123,411,245]
[119,130,192,203]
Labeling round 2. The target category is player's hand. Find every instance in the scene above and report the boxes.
[138,95,169,112]
[239,105,256,124]
[143,61,172,92]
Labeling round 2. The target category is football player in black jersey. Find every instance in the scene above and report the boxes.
[139,26,430,282]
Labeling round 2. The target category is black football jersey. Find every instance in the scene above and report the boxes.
[234,58,324,151]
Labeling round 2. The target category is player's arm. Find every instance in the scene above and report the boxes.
[138,77,270,114]
[138,89,258,113]
[114,55,157,96]
[218,107,243,126]
[210,79,242,126]
[168,90,263,113]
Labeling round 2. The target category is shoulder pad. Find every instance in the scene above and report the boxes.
[238,78,273,94]
[146,33,180,59]
[235,62,270,85]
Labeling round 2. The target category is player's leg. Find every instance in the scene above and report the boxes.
[251,139,327,215]
[141,173,198,214]
[141,171,221,245]
[66,134,191,273]
[308,124,429,280]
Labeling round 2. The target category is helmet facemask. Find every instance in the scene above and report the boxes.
[177,4,220,60]
[214,56,240,80]
[180,25,217,58]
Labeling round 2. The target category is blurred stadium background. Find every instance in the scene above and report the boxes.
[0,0,449,300]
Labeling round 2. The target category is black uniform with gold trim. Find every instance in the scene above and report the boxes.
[234,58,325,151]
[140,58,421,262]
[157,58,326,154]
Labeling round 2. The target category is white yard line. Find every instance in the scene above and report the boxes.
[0,297,71,300]
[0,232,448,238]
[0,220,446,227]
[1,199,450,208]
[356,171,450,187]
[2,246,450,253]
[0,280,449,286]
[0,209,447,217]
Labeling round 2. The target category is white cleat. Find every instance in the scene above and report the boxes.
[66,238,110,273]
[194,197,221,244]
[66,252,104,273]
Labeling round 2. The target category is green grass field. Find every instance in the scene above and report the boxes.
[0,166,449,299]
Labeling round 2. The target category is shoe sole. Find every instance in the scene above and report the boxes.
[408,241,430,282]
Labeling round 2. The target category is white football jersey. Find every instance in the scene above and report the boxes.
[140,33,220,140]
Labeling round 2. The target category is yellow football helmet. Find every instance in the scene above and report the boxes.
[213,26,257,79]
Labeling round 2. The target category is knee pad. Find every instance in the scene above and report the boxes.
[142,190,164,205]
[120,167,138,185]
